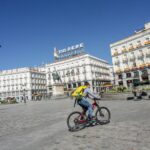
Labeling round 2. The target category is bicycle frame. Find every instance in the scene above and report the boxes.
[77,100,100,123]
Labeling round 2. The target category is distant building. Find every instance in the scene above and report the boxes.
[110,22,150,87]
[0,43,111,101]
[0,67,47,102]
[46,53,110,94]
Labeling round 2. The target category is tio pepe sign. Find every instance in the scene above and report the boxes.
[58,43,84,54]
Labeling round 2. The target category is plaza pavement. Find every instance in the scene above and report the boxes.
[0,98,150,150]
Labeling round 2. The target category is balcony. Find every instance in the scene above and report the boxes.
[128,46,134,51]
[146,52,150,57]
[129,56,136,61]
[144,41,150,45]
[112,52,119,57]
[122,49,127,53]
[136,44,142,49]
[115,69,122,74]
[137,53,144,59]
[124,67,130,72]
[114,60,120,65]
[139,64,146,69]
[122,58,128,63]
[130,67,138,71]
[147,63,150,67]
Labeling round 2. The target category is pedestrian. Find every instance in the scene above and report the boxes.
[132,87,137,97]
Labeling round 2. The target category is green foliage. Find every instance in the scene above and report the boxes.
[0,98,18,104]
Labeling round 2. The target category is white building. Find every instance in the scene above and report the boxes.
[46,54,110,94]
[0,67,47,102]
[110,22,150,87]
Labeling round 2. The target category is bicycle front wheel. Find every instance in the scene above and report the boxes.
[96,107,111,124]
[67,111,86,131]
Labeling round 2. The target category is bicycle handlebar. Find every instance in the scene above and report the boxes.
[93,97,101,101]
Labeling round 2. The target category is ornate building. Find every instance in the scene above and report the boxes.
[46,54,110,94]
[110,22,150,87]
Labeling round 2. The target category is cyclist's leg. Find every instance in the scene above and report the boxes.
[77,100,88,113]
[78,98,93,119]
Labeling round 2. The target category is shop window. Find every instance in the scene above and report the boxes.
[68,84,71,89]
[73,83,76,88]
[141,70,148,80]
[78,82,81,87]
[118,81,123,85]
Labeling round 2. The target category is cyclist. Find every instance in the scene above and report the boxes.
[77,81,100,122]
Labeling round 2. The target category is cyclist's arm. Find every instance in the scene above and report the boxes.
[84,88,100,100]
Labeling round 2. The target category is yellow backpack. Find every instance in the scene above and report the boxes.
[71,85,87,100]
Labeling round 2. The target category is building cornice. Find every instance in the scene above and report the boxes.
[110,29,150,48]
[46,54,108,67]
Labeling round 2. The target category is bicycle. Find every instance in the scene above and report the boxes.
[67,98,111,131]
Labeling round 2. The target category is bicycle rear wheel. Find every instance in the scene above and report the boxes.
[67,111,86,131]
[96,107,111,124]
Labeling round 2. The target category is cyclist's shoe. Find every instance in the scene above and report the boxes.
[91,117,96,122]
[88,117,96,124]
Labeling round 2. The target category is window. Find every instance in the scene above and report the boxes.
[141,70,148,80]
[146,37,149,41]
[134,71,139,77]
[129,43,133,46]
[73,83,76,88]
[126,73,131,78]
[118,74,122,79]
[133,63,137,67]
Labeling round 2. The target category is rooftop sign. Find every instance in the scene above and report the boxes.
[54,43,85,61]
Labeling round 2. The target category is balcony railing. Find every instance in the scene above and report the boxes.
[122,49,127,53]
[111,42,149,57]
[139,64,146,69]
[146,53,150,57]
[114,61,120,65]
[137,53,144,59]
[146,63,150,67]
[128,46,134,51]
[136,44,142,49]
[129,56,136,61]
[144,41,150,45]
[122,58,128,63]
[112,52,119,56]
[124,67,130,72]
[115,69,122,73]
[130,66,137,71]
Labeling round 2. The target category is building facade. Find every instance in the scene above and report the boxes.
[110,22,150,87]
[46,54,110,94]
[0,67,47,102]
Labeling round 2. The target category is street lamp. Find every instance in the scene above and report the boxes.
[20,84,26,103]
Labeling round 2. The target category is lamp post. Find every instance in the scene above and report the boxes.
[20,84,26,103]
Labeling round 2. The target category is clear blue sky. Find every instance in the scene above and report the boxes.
[0,0,150,70]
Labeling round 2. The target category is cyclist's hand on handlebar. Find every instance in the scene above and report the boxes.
[93,97,101,100]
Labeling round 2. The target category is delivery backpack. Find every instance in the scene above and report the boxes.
[71,85,87,100]
[71,85,87,107]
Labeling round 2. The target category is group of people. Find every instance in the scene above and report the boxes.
[132,88,148,99]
